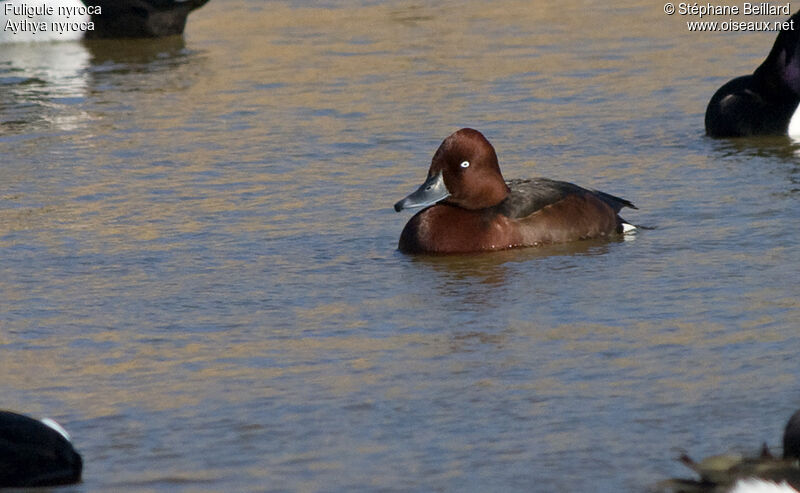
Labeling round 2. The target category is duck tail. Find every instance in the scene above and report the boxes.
[593,189,637,212]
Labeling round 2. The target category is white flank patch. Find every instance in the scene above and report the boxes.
[622,223,637,234]
[40,418,72,442]
[788,103,800,137]
[729,478,799,493]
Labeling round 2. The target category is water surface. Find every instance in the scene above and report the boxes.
[1,1,799,491]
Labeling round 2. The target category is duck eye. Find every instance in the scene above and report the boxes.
[460,161,470,168]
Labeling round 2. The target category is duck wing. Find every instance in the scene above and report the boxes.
[497,178,636,219]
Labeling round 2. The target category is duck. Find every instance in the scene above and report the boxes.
[705,10,800,137]
[657,409,800,492]
[393,128,637,254]
[84,0,210,39]
[0,0,209,43]
[0,410,83,487]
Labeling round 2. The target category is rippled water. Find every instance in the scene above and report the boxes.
[1,1,799,491]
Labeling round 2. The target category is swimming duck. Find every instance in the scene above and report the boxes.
[84,0,210,39]
[705,10,800,137]
[394,128,637,254]
[657,409,800,492]
[0,410,82,487]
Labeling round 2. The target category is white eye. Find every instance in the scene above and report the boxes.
[460,161,470,168]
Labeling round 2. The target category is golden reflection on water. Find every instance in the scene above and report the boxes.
[4,310,795,423]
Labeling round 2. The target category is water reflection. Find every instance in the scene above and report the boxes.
[84,37,190,71]
[704,136,800,193]
[0,40,89,132]
[2,1,799,491]
[0,36,195,134]
[707,135,800,158]
[408,236,622,278]
[394,237,626,320]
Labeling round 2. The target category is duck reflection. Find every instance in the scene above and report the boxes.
[408,236,622,282]
[705,136,800,193]
[0,35,196,134]
[398,236,623,316]
[0,40,90,132]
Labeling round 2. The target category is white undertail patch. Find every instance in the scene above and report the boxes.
[788,103,800,137]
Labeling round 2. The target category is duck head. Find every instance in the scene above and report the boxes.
[394,128,511,212]
[756,10,800,96]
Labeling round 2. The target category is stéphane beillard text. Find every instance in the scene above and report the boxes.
[678,2,791,17]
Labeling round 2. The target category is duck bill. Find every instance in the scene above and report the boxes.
[394,170,451,212]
